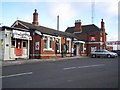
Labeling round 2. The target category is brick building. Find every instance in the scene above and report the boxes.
[65,19,108,55]
[11,9,85,59]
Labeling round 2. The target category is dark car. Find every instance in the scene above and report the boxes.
[111,50,120,56]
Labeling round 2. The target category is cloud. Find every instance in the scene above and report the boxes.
[106,1,118,16]
[108,33,118,41]
[22,16,32,23]
[51,3,76,22]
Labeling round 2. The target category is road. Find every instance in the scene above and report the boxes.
[2,57,119,88]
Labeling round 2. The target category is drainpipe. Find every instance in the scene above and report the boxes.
[86,33,89,56]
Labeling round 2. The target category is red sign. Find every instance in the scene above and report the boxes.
[106,41,120,45]
[16,48,22,56]
[90,37,96,41]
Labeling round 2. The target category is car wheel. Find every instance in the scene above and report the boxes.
[92,54,96,58]
[107,54,111,58]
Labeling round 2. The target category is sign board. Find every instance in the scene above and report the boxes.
[12,30,32,40]
[16,48,22,56]
[90,37,96,41]
[106,41,120,45]
[35,42,40,50]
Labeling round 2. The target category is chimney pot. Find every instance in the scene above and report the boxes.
[74,19,82,32]
[32,9,39,25]
[101,18,105,30]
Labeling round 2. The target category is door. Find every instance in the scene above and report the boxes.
[74,44,77,56]
[22,41,28,56]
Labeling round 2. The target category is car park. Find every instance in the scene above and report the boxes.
[91,49,118,58]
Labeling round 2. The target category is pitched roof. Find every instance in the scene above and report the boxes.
[13,20,82,40]
[65,24,103,34]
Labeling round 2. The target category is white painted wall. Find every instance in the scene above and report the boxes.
[4,29,13,60]
[0,29,4,60]
[0,28,31,60]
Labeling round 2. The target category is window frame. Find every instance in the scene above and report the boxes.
[11,38,16,48]
[44,36,48,49]
[23,41,27,48]
[56,37,61,53]
[43,35,54,51]
[66,38,71,53]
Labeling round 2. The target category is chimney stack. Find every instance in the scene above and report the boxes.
[101,19,105,30]
[32,9,39,25]
[74,20,82,32]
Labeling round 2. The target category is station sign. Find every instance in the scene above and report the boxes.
[12,30,32,40]
[106,41,120,45]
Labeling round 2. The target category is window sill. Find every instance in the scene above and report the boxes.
[43,49,54,52]
[11,46,15,48]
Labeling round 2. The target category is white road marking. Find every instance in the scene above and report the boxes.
[64,64,105,70]
[78,64,105,68]
[67,80,73,82]
[64,67,77,70]
[0,72,33,78]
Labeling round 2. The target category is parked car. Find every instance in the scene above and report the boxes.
[91,49,118,58]
[111,50,120,56]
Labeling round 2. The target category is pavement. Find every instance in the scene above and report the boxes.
[2,56,89,66]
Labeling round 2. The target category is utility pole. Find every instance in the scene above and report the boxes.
[91,0,95,24]
[57,15,59,30]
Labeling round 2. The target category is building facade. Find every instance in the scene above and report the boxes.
[65,19,108,55]
[0,26,32,60]
[8,9,85,60]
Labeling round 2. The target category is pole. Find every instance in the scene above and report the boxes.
[57,15,59,30]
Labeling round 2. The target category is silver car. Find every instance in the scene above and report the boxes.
[91,50,118,58]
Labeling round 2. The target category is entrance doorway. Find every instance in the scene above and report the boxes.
[73,44,78,56]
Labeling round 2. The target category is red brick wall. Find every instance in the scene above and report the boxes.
[76,31,107,54]
[29,32,41,59]
[14,24,28,29]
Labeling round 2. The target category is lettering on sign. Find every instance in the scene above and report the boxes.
[106,41,120,45]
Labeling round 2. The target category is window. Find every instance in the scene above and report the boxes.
[80,43,83,52]
[66,40,69,52]
[66,39,71,53]
[44,36,48,49]
[49,37,53,48]
[44,36,53,50]
[100,37,102,41]
[23,41,27,48]
[56,38,60,53]
[11,39,15,47]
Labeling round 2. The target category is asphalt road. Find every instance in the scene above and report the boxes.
[2,57,119,88]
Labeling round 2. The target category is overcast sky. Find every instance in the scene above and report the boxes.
[0,0,119,43]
